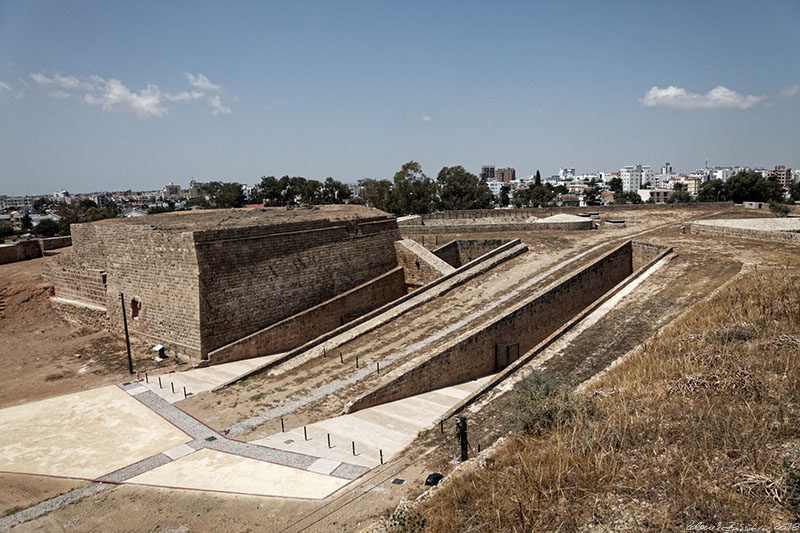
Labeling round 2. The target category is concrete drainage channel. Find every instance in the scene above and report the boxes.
[344,240,673,414]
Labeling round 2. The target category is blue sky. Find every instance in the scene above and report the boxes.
[1,0,798,195]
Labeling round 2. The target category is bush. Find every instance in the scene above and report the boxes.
[508,370,586,434]
[0,223,13,239]
[386,508,427,532]
[769,201,790,217]
[34,218,62,237]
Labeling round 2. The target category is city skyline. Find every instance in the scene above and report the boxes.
[1,1,799,196]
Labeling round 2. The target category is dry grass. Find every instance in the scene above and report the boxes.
[416,268,800,531]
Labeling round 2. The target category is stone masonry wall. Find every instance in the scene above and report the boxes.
[393,239,455,289]
[432,239,513,268]
[46,222,203,356]
[195,217,400,354]
[690,222,800,244]
[348,241,639,411]
[0,240,41,264]
[207,267,407,364]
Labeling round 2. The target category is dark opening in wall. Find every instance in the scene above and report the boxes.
[131,298,141,320]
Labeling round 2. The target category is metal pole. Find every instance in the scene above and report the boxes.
[456,417,468,462]
[304,426,308,440]
[119,293,133,374]
[327,433,331,448]
[352,441,356,455]
[281,417,285,432]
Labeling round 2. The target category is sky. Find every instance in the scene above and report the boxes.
[0,0,798,196]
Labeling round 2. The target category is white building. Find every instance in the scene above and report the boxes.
[558,168,575,181]
[486,179,504,196]
[620,164,646,192]
[712,168,734,182]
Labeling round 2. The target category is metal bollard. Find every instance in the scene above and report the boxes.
[352,441,356,456]
[183,386,188,399]
[303,426,308,441]
[376,361,380,373]
[355,356,359,368]
[380,449,383,465]
[158,376,162,389]
[171,382,175,394]
[340,352,343,363]
[145,372,148,384]
[281,417,285,432]
[327,433,331,448]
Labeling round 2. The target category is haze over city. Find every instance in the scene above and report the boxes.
[1,0,798,196]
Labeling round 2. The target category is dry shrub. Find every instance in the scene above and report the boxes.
[417,268,800,531]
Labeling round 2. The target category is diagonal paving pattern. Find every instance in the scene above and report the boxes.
[251,375,493,469]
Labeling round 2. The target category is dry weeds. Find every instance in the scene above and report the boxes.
[416,268,800,531]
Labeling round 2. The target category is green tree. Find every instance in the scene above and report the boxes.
[82,207,117,222]
[253,176,284,206]
[361,178,393,211]
[320,177,351,204]
[790,180,800,201]
[608,177,623,193]
[390,161,438,215]
[534,170,542,186]
[78,198,98,211]
[499,185,511,207]
[0,223,13,239]
[437,166,492,211]
[200,181,246,208]
[725,170,784,204]
[34,218,62,237]
[697,179,727,202]
[666,190,692,203]
[612,191,642,205]
[20,212,32,230]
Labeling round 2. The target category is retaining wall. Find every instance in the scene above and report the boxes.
[394,239,455,289]
[206,267,407,364]
[0,240,41,264]
[432,239,513,268]
[690,222,800,244]
[346,241,664,412]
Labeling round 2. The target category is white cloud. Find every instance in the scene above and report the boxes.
[30,72,53,85]
[84,79,167,119]
[208,94,231,115]
[29,70,232,118]
[640,85,765,111]
[163,90,204,102]
[422,115,431,122]
[186,72,221,92]
[780,84,799,98]
[0,81,11,93]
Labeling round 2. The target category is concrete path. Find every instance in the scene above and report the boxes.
[136,352,285,403]
[251,375,493,469]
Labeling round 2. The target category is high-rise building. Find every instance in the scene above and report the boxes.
[620,164,644,192]
[480,165,496,181]
[496,167,516,183]
[559,168,575,181]
[767,165,793,188]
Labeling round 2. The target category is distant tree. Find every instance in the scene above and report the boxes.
[769,201,790,216]
[320,177,351,204]
[437,166,492,211]
[147,206,174,215]
[725,170,783,204]
[200,181,246,208]
[20,212,32,230]
[361,178,393,211]
[672,182,685,191]
[666,190,692,204]
[82,207,117,222]
[390,161,439,215]
[697,179,727,202]
[608,177,623,193]
[34,218,61,237]
[534,170,542,186]
[612,191,643,205]
[253,176,284,206]
[499,185,511,207]
[0,223,13,239]
[583,187,600,205]
[78,199,98,211]
[790,181,800,201]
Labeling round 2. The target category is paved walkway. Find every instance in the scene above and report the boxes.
[251,375,493,468]
[136,352,285,403]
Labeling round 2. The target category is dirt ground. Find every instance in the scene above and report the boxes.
[3,205,800,532]
[0,253,197,409]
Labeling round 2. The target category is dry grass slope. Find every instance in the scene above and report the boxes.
[416,268,800,532]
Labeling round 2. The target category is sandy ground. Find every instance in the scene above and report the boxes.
[0,253,200,409]
[4,205,800,532]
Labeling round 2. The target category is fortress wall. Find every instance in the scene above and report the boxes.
[433,239,516,268]
[347,241,639,412]
[394,239,455,289]
[690,222,800,244]
[195,218,401,354]
[0,240,41,264]
[207,267,407,364]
